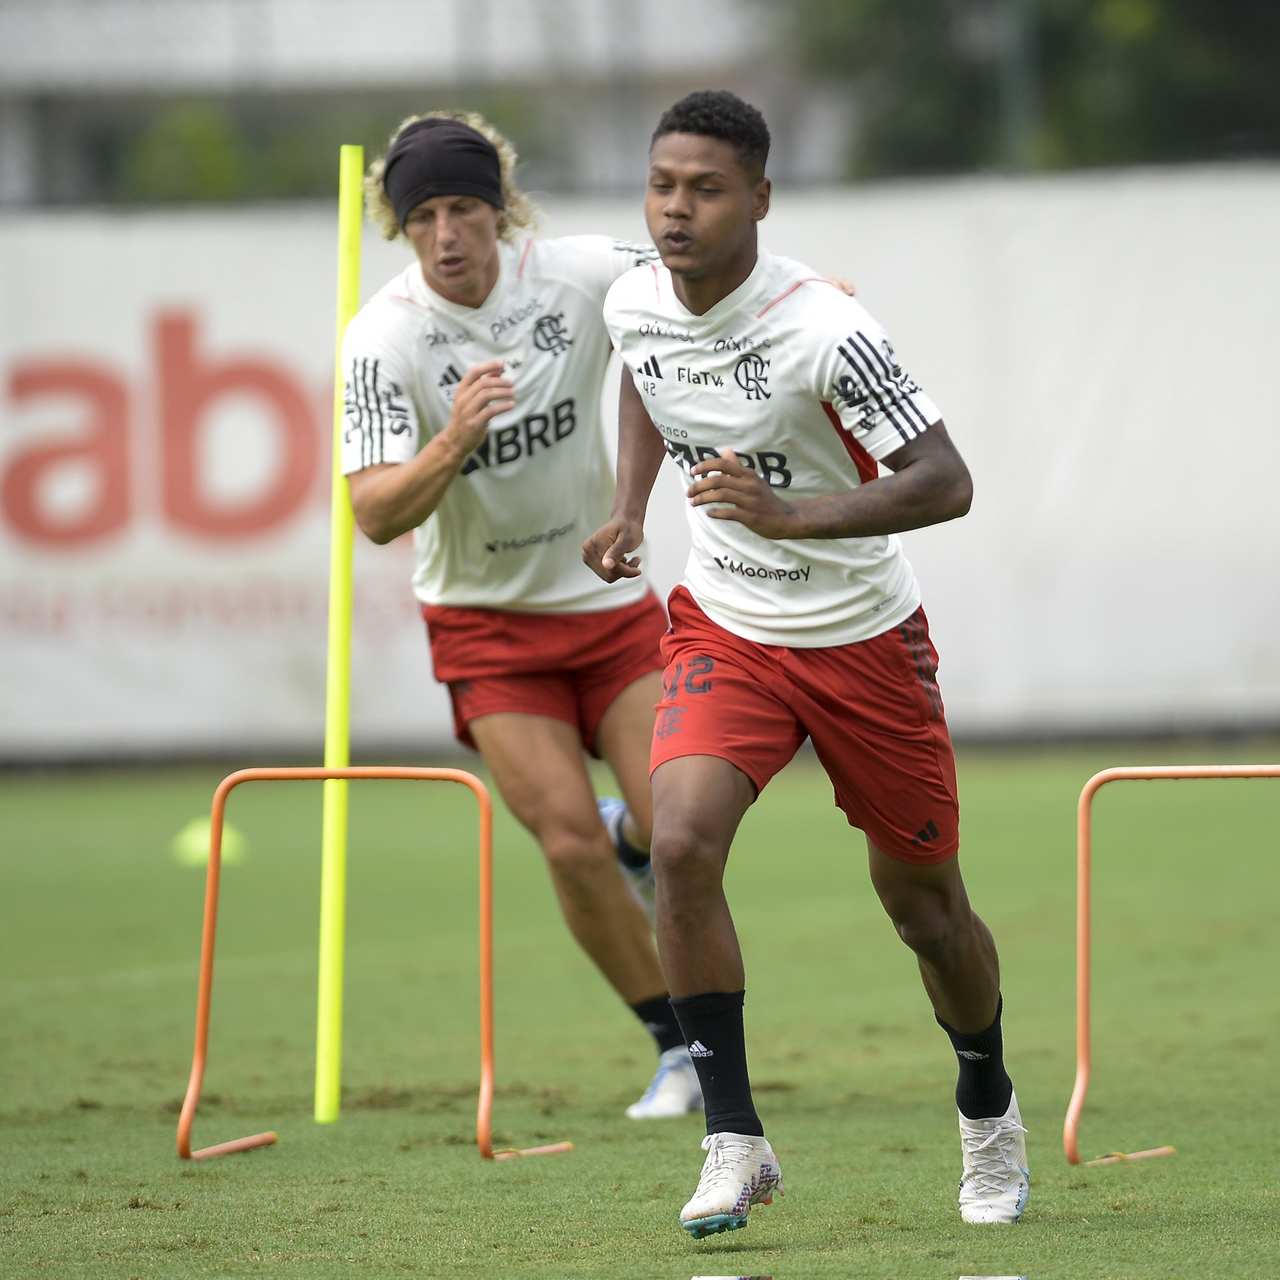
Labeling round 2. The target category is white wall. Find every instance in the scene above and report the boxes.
[2,164,1278,758]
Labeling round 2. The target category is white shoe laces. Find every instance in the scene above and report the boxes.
[961,1118,1028,1197]
[693,1133,759,1197]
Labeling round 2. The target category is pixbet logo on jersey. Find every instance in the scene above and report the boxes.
[638,320,695,344]
[422,324,468,347]
[489,296,543,340]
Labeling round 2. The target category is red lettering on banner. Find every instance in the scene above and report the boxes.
[1,362,130,546]
[156,310,318,539]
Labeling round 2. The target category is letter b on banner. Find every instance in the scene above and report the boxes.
[157,310,317,538]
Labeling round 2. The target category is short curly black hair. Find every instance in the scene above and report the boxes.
[651,90,770,180]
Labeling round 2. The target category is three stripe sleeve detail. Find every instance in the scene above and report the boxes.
[348,356,386,467]
[835,332,930,444]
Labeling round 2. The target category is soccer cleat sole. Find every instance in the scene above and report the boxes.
[681,1212,748,1238]
[681,1190,774,1238]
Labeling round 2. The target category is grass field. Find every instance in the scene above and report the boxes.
[2,741,1278,1279]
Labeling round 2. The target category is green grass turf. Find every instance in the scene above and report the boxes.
[2,742,1278,1278]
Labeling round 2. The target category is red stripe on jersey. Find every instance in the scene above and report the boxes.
[756,277,830,319]
[650,262,661,300]
[822,401,878,485]
[517,240,533,279]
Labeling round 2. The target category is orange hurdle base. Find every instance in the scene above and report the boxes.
[176,766,572,1163]
[1064,764,1279,1165]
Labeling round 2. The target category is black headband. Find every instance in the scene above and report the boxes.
[382,119,505,228]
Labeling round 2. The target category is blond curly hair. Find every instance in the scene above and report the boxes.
[365,110,538,243]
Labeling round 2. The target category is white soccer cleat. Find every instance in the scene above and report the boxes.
[679,1131,783,1239]
[597,795,655,925]
[626,1045,703,1120]
[957,1090,1030,1224]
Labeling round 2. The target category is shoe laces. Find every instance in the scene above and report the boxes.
[694,1133,759,1196]
[961,1118,1028,1197]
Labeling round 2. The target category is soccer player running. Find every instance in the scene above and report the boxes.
[583,91,1029,1236]
[339,111,701,1119]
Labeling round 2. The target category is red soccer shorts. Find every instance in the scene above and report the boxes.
[651,586,960,864]
[422,591,666,754]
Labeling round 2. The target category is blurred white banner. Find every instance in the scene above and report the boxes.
[3,165,1278,758]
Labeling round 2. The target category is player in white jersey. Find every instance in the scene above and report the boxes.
[584,92,1029,1236]
[340,110,701,1121]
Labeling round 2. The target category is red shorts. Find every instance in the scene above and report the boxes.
[652,587,960,864]
[422,592,666,754]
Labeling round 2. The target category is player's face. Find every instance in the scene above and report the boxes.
[645,133,769,280]
[404,195,501,306]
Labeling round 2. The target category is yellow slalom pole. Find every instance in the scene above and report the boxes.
[315,144,364,1124]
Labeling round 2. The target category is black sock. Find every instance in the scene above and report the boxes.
[629,994,685,1054]
[938,994,1014,1120]
[613,817,651,871]
[670,989,763,1137]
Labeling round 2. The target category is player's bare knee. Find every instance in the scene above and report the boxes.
[539,827,610,882]
[887,893,969,965]
[649,822,724,891]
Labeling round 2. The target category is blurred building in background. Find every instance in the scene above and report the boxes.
[2,0,1278,760]
[0,0,851,204]
[3,0,1277,206]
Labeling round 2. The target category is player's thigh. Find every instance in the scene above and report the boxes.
[594,670,663,841]
[796,611,959,863]
[468,712,604,855]
[652,588,805,814]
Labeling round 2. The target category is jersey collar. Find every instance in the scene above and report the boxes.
[665,250,770,327]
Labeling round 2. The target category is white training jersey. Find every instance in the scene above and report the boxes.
[603,249,943,647]
[342,235,656,612]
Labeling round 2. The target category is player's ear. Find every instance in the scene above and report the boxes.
[752,177,771,223]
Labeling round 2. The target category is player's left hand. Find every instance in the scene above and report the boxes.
[687,448,800,539]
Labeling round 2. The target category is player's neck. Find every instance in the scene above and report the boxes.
[420,253,501,310]
[671,243,758,316]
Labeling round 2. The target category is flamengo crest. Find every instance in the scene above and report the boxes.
[533,313,574,356]
[733,352,771,400]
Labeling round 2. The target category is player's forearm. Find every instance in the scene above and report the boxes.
[349,433,471,544]
[611,371,667,521]
[613,424,666,521]
[785,458,973,539]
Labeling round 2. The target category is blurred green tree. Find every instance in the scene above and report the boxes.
[765,0,1280,177]
[119,104,252,201]
[109,92,562,204]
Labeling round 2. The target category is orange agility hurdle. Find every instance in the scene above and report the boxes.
[1063,763,1280,1166]
[176,765,573,1162]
